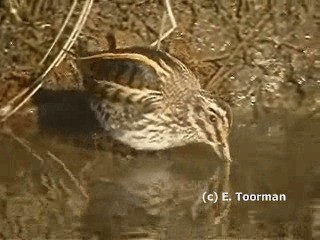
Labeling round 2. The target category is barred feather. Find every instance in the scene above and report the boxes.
[79,47,232,161]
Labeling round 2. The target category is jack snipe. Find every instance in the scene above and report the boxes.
[78,47,232,163]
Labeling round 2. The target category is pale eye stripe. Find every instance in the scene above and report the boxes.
[213,122,222,143]
[215,99,232,127]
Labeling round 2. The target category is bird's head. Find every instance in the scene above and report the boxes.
[191,95,233,162]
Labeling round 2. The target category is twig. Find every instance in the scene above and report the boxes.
[202,54,230,63]
[39,0,78,65]
[56,0,94,66]
[1,80,44,122]
[255,37,305,53]
[156,11,167,50]
[150,0,177,47]
[47,151,89,199]
[6,128,45,163]
[8,0,22,22]
[4,126,89,199]
[0,0,93,122]
[33,0,46,20]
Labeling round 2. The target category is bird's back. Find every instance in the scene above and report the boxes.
[78,47,205,149]
[79,47,201,101]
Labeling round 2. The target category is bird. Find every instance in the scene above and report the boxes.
[78,46,233,163]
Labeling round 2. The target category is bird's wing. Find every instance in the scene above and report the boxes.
[78,47,201,112]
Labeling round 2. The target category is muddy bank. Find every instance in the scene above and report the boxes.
[1,1,319,120]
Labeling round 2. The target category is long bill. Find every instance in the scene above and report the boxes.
[210,140,232,191]
[211,140,232,163]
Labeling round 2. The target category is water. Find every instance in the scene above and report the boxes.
[0,96,319,239]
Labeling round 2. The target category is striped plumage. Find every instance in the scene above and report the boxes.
[79,47,232,162]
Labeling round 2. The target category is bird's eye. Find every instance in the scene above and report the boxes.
[209,115,216,123]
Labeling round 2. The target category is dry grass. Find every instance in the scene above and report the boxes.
[0,0,93,122]
[150,0,177,48]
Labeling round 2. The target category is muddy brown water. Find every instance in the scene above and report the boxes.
[0,93,319,239]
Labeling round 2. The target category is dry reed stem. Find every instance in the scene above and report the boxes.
[150,0,177,47]
[256,37,305,53]
[4,126,89,199]
[8,0,22,22]
[39,0,78,65]
[205,13,271,90]
[7,129,45,164]
[47,151,89,199]
[56,0,93,66]
[156,11,167,50]
[0,0,93,122]
[202,53,231,63]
